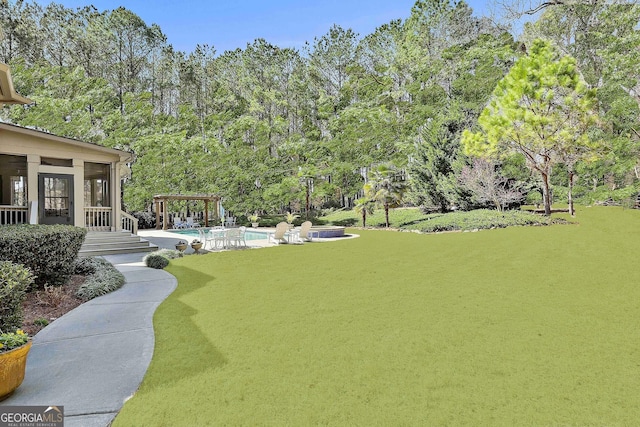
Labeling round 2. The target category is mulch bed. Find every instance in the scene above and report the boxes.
[21,275,87,335]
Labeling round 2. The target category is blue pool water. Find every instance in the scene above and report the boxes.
[173,228,269,241]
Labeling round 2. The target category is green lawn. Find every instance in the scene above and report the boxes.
[114,206,640,426]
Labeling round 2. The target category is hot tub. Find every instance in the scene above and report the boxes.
[310,226,346,238]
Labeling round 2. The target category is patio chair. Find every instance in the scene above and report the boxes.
[227,226,247,248]
[225,216,236,227]
[268,221,290,245]
[186,217,200,228]
[197,228,208,249]
[297,221,314,242]
[174,216,186,229]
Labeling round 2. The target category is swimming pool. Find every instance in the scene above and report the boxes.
[172,225,346,241]
[172,228,269,241]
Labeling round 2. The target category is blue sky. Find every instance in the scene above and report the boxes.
[47,0,493,54]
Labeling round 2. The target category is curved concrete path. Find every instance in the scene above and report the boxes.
[3,254,177,427]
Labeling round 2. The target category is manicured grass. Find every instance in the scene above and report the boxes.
[114,206,640,425]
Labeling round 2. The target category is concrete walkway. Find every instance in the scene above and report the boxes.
[3,253,177,427]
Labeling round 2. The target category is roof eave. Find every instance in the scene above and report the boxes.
[0,63,32,105]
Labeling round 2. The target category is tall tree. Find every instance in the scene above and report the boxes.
[409,114,462,212]
[0,0,42,64]
[105,7,165,113]
[462,39,598,215]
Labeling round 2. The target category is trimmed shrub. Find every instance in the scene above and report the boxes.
[144,253,170,269]
[0,261,34,332]
[73,257,98,275]
[155,249,184,260]
[76,258,125,300]
[0,225,86,288]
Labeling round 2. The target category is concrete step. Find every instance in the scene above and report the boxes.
[80,232,158,257]
[81,240,154,250]
[84,236,143,245]
[79,244,158,257]
[85,231,136,240]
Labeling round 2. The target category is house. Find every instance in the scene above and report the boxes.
[0,122,135,232]
[0,63,136,234]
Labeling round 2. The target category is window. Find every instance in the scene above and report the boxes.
[10,176,27,206]
[84,163,110,207]
[41,157,73,167]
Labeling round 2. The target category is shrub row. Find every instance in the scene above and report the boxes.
[0,261,34,332]
[74,257,125,300]
[576,184,640,206]
[0,225,86,288]
[408,209,564,233]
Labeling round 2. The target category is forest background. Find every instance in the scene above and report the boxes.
[2,0,640,218]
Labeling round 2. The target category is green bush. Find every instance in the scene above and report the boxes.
[577,184,640,206]
[407,209,563,233]
[144,253,170,269]
[525,191,543,205]
[74,257,98,275]
[322,208,429,228]
[319,207,568,233]
[33,318,49,327]
[0,261,34,332]
[154,249,184,260]
[0,225,86,288]
[76,258,126,300]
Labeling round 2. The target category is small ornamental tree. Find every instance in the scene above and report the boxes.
[461,39,599,215]
[459,158,526,211]
[354,197,375,227]
[364,163,408,228]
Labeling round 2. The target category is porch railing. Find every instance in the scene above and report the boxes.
[0,206,28,225]
[84,207,112,231]
[121,210,138,234]
[5,206,138,234]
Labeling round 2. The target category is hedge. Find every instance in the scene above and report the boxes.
[0,225,86,288]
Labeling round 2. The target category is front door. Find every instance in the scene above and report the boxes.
[39,174,74,225]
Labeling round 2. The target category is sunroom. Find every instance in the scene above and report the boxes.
[0,122,134,232]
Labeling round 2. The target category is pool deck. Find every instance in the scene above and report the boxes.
[138,227,357,254]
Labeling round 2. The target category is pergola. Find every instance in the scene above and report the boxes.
[153,194,221,230]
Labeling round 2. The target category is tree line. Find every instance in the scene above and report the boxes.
[2,0,639,217]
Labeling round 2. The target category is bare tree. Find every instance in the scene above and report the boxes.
[459,158,526,211]
[494,0,633,20]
